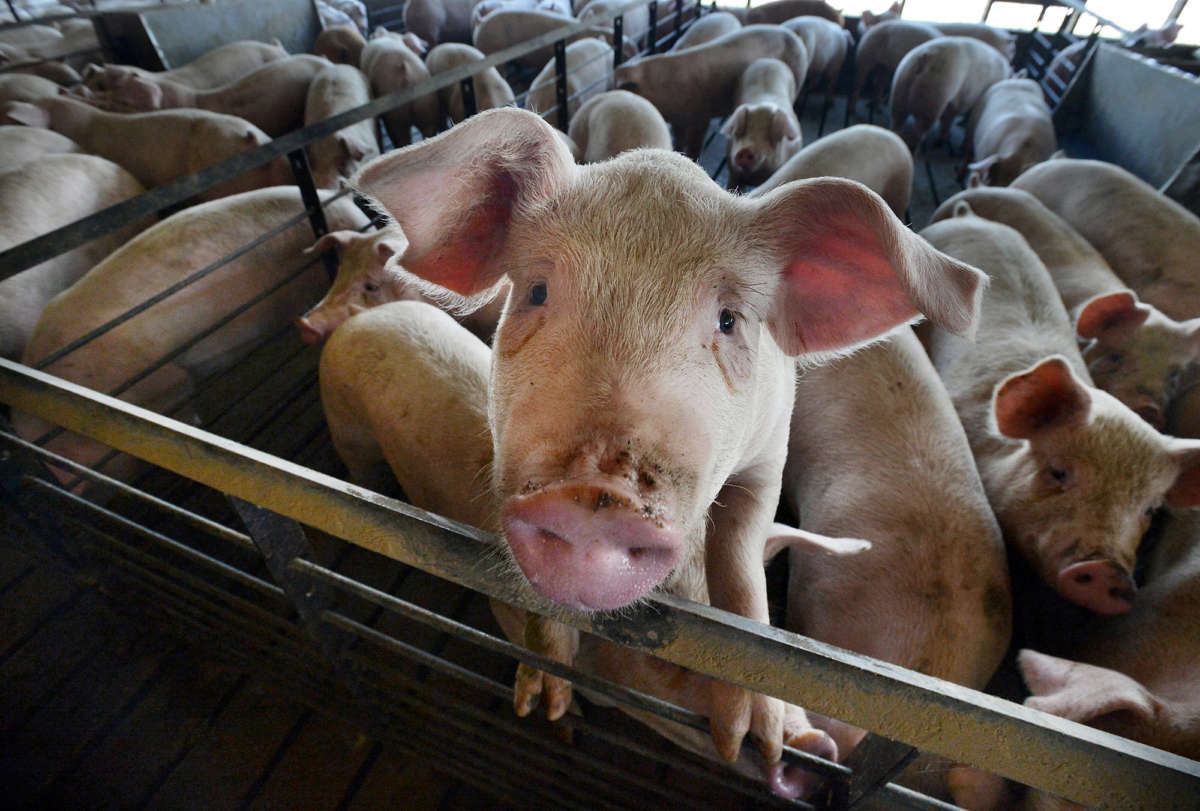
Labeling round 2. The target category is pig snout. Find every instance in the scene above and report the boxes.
[1056,560,1136,615]
[733,147,761,173]
[295,315,326,344]
[501,480,684,611]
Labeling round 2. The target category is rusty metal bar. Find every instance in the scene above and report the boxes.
[2,360,1198,808]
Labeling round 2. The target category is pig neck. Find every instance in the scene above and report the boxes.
[43,96,105,147]
[151,76,197,108]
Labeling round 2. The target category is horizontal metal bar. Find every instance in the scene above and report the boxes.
[2,358,1198,809]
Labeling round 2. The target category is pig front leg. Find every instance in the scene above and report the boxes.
[514,613,579,720]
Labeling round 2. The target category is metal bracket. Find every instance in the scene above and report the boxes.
[286,148,338,280]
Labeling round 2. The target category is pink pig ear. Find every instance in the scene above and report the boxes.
[1164,438,1200,509]
[750,177,986,356]
[1075,291,1150,341]
[993,355,1092,439]
[1018,650,1160,727]
[304,229,365,256]
[351,108,576,297]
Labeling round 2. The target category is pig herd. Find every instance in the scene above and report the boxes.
[1,2,1199,808]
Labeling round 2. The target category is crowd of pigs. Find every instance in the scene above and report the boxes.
[0,0,1197,806]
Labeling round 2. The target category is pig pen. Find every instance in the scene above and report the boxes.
[1,2,1198,808]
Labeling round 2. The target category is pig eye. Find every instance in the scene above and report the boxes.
[719,309,736,335]
[1106,353,1123,365]
[529,282,547,306]
[1047,466,1069,486]
[363,281,379,293]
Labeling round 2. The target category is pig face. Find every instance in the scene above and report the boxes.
[1076,292,1200,429]
[988,356,1200,614]
[295,229,416,343]
[722,103,801,187]
[352,108,983,613]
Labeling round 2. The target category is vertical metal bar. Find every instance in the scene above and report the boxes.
[648,0,658,53]
[842,734,919,808]
[460,76,477,118]
[613,14,624,69]
[982,0,994,23]
[672,0,683,47]
[286,148,337,280]
[553,38,569,132]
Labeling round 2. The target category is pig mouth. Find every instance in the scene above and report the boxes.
[501,481,684,612]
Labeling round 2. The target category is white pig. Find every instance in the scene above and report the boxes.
[920,206,1200,616]
[669,11,741,51]
[750,124,912,217]
[930,186,1200,428]
[856,2,900,35]
[575,0,650,50]
[13,187,369,487]
[360,29,441,146]
[81,40,289,92]
[404,0,484,45]
[313,24,367,66]
[0,72,60,105]
[722,57,803,188]
[0,125,80,172]
[890,36,1011,153]
[425,42,515,124]
[734,0,842,26]
[303,63,380,189]
[349,107,986,771]
[614,25,809,156]
[932,23,1016,60]
[1,95,292,202]
[567,89,672,163]
[0,155,148,360]
[966,78,1055,187]
[780,15,851,107]
[473,9,635,70]
[524,38,612,125]
[848,20,941,121]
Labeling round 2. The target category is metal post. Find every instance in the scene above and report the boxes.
[613,14,624,69]
[460,75,478,118]
[672,0,683,47]
[5,0,20,21]
[648,1,658,53]
[553,38,569,133]
[286,148,337,280]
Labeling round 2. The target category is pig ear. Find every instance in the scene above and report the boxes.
[967,155,998,186]
[993,356,1092,439]
[304,230,363,256]
[763,522,872,564]
[1012,67,1029,79]
[1165,439,1200,509]
[338,133,367,162]
[953,200,974,218]
[750,177,986,355]
[768,108,799,143]
[351,107,576,297]
[1075,291,1150,342]
[1018,650,1160,727]
[2,100,49,128]
[721,105,748,138]
[862,10,875,24]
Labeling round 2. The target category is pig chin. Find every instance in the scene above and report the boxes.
[500,479,686,612]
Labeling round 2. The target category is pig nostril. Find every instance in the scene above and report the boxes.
[1075,573,1092,584]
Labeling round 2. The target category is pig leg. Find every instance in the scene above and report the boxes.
[513,614,579,720]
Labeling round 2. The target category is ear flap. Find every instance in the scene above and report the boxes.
[1013,67,1029,79]
[401,32,429,55]
[750,177,986,355]
[1165,439,1200,509]
[768,107,799,143]
[967,154,998,187]
[993,356,1092,439]
[2,100,50,128]
[1075,291,1149,341]
[351,107,576,297]
[1019,650,1160,727]
[304,230,365,256]
[953,200,974,218]
[721,105,748,138]
[763,522,872,564]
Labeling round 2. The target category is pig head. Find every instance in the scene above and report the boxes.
[351,106,984,761]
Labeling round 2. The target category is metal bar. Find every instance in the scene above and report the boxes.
[613,13,624,68]
[553,38,569,132]
[459,76,477,118]
[3,360,1199,810]
[672,0,682,46]
[286,148,337,280]
[648,0,658,53]
[843,734,919,807]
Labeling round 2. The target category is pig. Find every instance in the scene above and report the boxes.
[360,29,441,147]
[932,23,1017,60]
[313,23,367,65]
[524,37,612,125]
[920,205,1200,616]
[349,106,986,772]
[722,58,803,188]
[0,44,82,85]
[669,11,741,51]
[473,9,635,70]
[303,63,379,189]
[81,40,289,92]
[847,20,941,122]
[79,54,329,138]
[0,124,80,172]
[856,1,901,35]
[320,299,847,798]
[775,328,1010,799]
[0,155,148,360]
[750,124,912,217]
[732,0,843,26]
[0,24,61,51]
[13,186,369,488]
[566,89,672,163]
[575,0,649,50]
[1011,159,1200,325]
[1,95,292,202]
[0,72,59,105]
[965,78,1055,187]
[425,43,515,124]
[780,15,851,109]
[296,228,505,343]
[404,0,485,45]
[930,186,1200,428]
[890,36,1012,153]
[614,25,809,157]
[1122,21,1182,48]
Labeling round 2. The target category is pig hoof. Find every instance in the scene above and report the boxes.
[768,729,838,799]
[513,662,544,717]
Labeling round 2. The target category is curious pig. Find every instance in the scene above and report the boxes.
[2,95,291,201]
[361,29,441,146]
[614,25,808,156]
[303,63,379,189]
[524,38,611,125]
[0,155,148,360]
[930,187,1200,428]
[966,78,1055,186]
[13,187,368,487]
[920,206,1200,616]
[567,89,671,162]
[350,107,985,769]
[890,36,1011,153]
[82,40,288,92]
[425,43,515,124]
[750,123,912,217]
[722,58,803,187]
